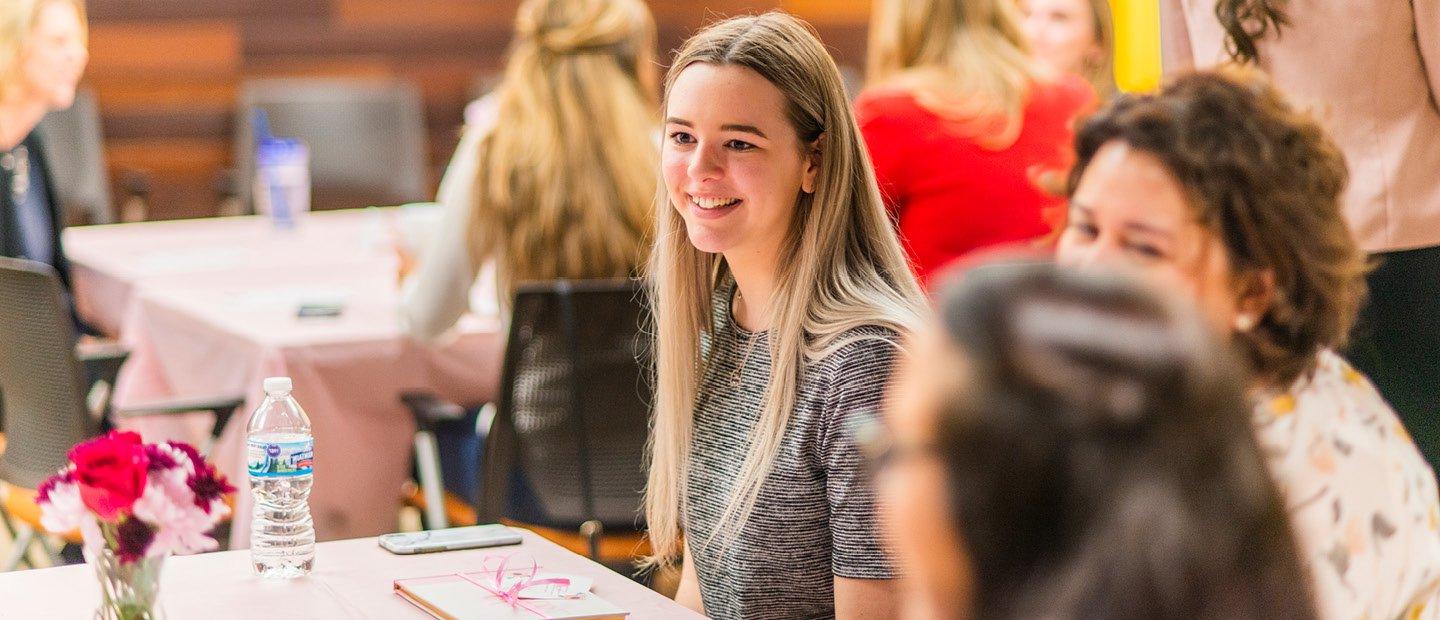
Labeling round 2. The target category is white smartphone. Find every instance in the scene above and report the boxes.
[378,525,523,555]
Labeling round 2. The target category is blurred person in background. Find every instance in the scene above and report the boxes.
[1019,0,1116,99]
[1056,69,1440,618]
[857,0,1094,287]
[644,12,926,619]
[1163,0,1440,472]
[399,0,657,341]
[394,0,656,518]
[874,260,1315,619]
[0,0,88,313]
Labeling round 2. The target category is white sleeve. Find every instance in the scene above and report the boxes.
[399,100,497,342]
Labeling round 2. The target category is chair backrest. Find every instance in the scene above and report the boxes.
[0,258,96,489]
[36,87,114,226]
[235,78,428,212]
[480,279,653,531]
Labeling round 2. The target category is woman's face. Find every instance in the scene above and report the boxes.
[878,328,973,620]
[1055,141,1244,331]
[662,63,819,262]
[18,0,88,110]
[1020,0,1103,77]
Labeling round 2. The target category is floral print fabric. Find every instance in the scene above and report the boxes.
[1255,350,1440,619]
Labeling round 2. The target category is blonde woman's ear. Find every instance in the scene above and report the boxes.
[801,135,824,194]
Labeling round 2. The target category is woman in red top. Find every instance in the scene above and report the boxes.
[859,0,1095,286]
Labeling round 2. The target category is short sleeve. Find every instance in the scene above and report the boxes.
[820,337,901,579]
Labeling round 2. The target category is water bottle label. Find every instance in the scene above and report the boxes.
[247,438,314,477]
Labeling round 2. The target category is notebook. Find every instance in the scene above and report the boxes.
[394,572,628,620]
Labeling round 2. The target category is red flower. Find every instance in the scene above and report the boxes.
[69,431,150,521]
[114,517,155,564]
[188,466,235,513]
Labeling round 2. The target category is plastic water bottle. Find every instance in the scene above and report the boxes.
[253,137,310,230]
[247,376,315,578]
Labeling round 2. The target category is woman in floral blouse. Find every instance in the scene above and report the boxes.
[1055,68,1440,618]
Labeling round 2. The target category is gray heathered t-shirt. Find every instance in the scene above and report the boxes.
[684,280,900,620]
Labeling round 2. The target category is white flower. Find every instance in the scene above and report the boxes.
[38,481,88,533]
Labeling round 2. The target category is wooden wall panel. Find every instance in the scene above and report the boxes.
[83,1,871,220]
[333,0,520,30]
[88,22,241,77]
[785,0,872,24]
[88,0,330,21]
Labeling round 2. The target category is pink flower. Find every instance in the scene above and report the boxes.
[131,478,221,557]
[39,435,232,563]
[142,443,180,472]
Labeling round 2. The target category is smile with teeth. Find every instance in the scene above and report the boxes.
[690,195,741,210]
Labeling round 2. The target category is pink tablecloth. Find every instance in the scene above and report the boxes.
[64,209,503,545]
[0,531,703,619]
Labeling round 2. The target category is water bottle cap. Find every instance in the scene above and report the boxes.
[262,376,293,394]
[256,138,307,166]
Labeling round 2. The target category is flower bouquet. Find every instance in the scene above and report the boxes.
[36,431,235,620]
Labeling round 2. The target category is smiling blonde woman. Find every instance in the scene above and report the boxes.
[644,12,926,620]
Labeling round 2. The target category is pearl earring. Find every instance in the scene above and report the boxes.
[1235,314,1256,332]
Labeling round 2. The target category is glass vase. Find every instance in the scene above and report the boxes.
[89,548,166,620]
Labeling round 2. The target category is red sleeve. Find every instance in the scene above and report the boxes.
[855,92,914,223]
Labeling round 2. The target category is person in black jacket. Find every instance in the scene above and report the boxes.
[0,0,89,320]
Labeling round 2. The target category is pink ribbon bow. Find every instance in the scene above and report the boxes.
[456,554,573,619]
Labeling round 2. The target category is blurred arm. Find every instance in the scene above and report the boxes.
[835,576,900,619]
[675,542,705,614]
[1159,0,1197,73]
[399,118,490,341]
[1416,0,1440,101]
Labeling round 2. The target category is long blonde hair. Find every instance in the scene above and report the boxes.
[1079,0,1117,99]
[644,12,927,569]
[467,0,657,299]
[0,0,87,101]
[867,0,1043,149]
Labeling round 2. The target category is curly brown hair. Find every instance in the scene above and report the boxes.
[1065,68,1367,388]
[1214,0,1288,63]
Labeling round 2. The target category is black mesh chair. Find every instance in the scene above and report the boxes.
[402,279,653,565]
[0,258,244,569]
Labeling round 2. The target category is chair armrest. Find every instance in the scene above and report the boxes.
[400,390,471,432]
[77,339,129,383]
[116,395,246,443]
[76,338,128,363]
[76,339,130,422]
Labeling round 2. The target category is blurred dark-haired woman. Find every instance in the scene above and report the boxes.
[1056,68,1440,618]
[873,259,1316,619]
